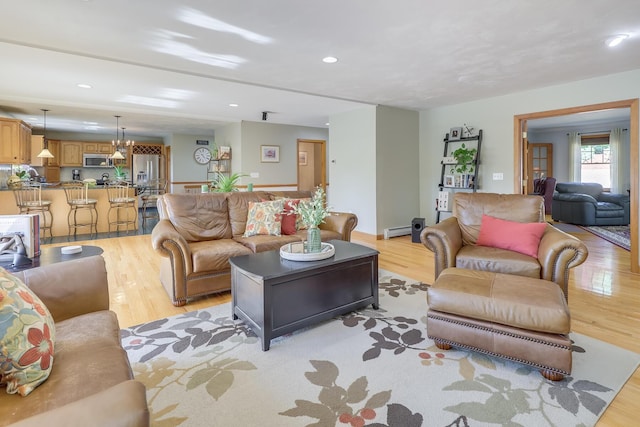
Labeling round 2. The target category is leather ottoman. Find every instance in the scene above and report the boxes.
[426,268,572,380]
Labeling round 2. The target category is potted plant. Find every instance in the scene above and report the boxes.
[290,187,331,252]
[113,165,127,181]
[210,172,247,192]
[450,143,477,174]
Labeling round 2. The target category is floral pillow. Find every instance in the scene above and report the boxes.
[243,200,284,237]
[0,267,55,396]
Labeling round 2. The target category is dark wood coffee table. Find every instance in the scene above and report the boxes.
[229,240,379,351]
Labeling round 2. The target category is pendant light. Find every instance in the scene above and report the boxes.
[36,109,55,158]
[111,115,125,160]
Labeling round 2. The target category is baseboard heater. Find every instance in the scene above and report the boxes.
[383,225,412,239]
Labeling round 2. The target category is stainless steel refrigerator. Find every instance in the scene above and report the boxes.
[132,153,164,204]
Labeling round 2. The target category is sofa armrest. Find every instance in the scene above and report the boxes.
[420,217,463,279]
[320,212,358,241]
[598,192,630,206]
[14,255,109,323]
[10,380,149,427]
[152,218,193,272]
[537,225,589,299]
[553,192,598,204]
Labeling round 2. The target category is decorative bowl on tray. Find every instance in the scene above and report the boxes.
[280,242,335,261]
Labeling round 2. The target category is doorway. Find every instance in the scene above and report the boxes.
[513,98,639,273]
[297,139,326,192]
[526,143,553,194]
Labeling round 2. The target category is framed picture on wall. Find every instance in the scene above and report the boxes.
[449,127,462,141]
[298,151,308,165]
[261,145,280,162]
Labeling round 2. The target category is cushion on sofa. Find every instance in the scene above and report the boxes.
[243,200,285,237]
[0,310,134,422]
[227,191,272,236]
[281,199,299,235]
[190,239,253,273]
[163,193,232,242]
[0,268,55,396]
[476,214,547,258]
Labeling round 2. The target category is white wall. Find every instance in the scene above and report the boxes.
[168,133,216,184]
[239,121,328,188]
[330,106,378,234]
[420,69,640,227]
[376,106,420,232]
[330,105,420,235]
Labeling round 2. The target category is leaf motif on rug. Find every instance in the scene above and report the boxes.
[121,272,640,427]
[279,360,424,427]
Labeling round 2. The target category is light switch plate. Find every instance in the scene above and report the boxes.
[250,172,259,178]
[493,173,504,180]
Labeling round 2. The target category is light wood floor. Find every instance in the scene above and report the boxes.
[43,226,639,426]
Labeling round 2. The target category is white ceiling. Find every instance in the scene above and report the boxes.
[1,0,639,138]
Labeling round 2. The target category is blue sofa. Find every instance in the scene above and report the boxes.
[551,182,630,226]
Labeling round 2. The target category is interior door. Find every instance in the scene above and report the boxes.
[297,139,326,192]
[527,143,553,193]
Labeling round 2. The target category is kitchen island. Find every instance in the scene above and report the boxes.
[0,185,138,237]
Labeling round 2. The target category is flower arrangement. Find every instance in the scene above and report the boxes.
[291,187,331,228]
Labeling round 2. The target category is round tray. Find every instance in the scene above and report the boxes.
[280,242,335,261]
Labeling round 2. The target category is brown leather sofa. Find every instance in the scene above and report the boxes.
[151,190,358,306]
[2,256,149,427]
[421,192,588,298]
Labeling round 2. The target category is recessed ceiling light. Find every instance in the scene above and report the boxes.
[77,83,92,89]
[605,34,629,47]
[322,56,338,64]
[229,103,239,107]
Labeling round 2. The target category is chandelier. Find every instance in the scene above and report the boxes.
[36,109,54,158]
[111,115,134,159]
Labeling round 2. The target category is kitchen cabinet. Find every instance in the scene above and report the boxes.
[84,142,114,154]
[30,136,60,167]
[60,141,83,166]
[0,117,32,164]
[44,165,60,182]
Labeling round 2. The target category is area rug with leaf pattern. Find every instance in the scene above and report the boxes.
[121,271,640,427]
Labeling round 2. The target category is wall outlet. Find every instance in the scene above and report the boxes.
[493,173,504,180]
[250,172,259,178]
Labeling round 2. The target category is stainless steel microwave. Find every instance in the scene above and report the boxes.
[83,153,113,168]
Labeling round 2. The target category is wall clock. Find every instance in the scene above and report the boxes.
[193,147,212,165]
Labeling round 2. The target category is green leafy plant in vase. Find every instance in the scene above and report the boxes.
[290,187,332,253]
[210,172,247,192]
[113,165,127,181]
[450,143,477,174]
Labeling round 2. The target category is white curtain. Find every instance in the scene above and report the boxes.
[609,128,622,193]
[568,132,581,182]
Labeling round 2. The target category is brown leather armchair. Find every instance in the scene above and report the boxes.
[421,193,588,298]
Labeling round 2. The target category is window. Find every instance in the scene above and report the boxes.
[580,134,610,190]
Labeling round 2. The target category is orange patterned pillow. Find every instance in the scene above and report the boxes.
[243,200,284,237]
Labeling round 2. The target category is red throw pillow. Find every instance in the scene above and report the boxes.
[476,214,547,258]
[281,199,299,235]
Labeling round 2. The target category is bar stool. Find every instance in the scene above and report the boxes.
[63,182,98,238]
[141,179,167,227]
[12,182,53,239]
[107,182,137,234]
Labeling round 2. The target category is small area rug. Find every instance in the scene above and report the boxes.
[580,225,631,251]
[122,271,640,427]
